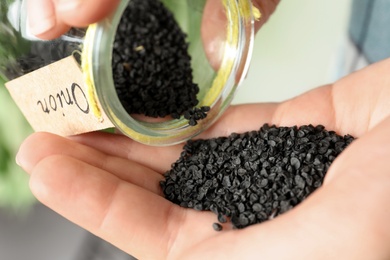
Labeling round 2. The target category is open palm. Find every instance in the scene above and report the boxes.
[17,59,390,259]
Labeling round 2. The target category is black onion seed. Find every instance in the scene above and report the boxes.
[218,213,228,223]
[212,223,223,232]
[112,0,208,123]
[161,124,355,229]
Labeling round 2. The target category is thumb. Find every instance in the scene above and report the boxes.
[28,0,120,40]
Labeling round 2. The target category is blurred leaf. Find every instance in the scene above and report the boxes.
[0,78,34,210]
[0,161,35,211]
[0,138,11,175]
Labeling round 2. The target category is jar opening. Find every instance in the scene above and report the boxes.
[86,0,255,145]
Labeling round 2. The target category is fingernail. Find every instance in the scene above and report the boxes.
[15,150,26,170]
[15,148,28,172]
[15,152,21,167]
[56,0,82,12]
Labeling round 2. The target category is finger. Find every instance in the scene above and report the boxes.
[29,154,223,259]
[249,115,390,259]
[18,132,163,194]
[201,0,280,69]
[201,0,227,70]
[70,131,184,173]
[178,117,390,259]
[325,115,390,183]
[74,58,390,174]
[272,58,390,137]
[70,103,278,173]
[28,0,70,39]
[55,0,120,28]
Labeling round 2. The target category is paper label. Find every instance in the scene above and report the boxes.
[5,56,114,136]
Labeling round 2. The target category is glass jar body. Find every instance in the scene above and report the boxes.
[0,0,255,146]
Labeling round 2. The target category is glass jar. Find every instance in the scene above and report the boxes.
[0,0,256,146]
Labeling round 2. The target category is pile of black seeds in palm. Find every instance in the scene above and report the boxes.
[161,124,355,229]
[112,0,202,120]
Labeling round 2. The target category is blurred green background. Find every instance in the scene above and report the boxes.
[0,77,34,211]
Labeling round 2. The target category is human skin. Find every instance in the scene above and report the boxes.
[16,57,390,259]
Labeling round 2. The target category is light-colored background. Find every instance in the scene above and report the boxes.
[0,0,353,259]
[234,0,352,104]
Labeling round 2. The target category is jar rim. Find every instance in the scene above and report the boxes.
[85,0,255,146]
